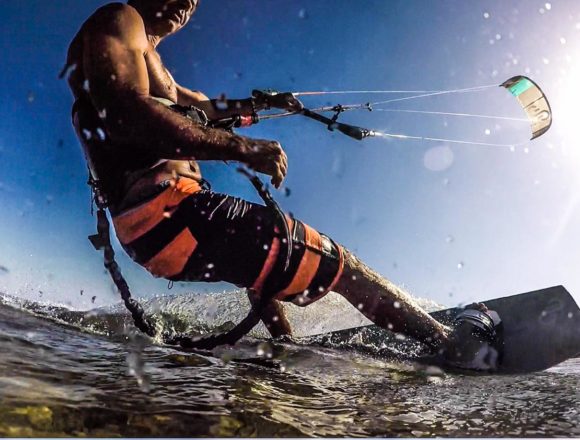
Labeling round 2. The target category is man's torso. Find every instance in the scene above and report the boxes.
[67,7,202,209]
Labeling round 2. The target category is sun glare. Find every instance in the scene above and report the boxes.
[553,63,580,162]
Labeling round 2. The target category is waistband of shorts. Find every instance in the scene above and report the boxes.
[109,176,205,216]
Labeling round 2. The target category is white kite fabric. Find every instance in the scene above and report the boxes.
[500,75,552,140]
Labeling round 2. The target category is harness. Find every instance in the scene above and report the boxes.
[76,98,293,351]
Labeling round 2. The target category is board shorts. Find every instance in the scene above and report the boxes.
[111,177,344,306]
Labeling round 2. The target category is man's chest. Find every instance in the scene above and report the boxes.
[144,49,178,102]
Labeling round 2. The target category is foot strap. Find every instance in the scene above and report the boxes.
[444,306,504,372]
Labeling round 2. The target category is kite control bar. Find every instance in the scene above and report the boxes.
[208,89,377,142]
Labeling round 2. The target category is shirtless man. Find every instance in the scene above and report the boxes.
[65,0,499,367]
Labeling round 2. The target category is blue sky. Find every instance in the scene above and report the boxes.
[1,0,580,310]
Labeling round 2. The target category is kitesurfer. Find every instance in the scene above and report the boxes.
[65,0,500,368]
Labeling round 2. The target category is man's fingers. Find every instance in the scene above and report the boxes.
[280,156,288,176]
[244,138,288,188]
[271,172,283,188]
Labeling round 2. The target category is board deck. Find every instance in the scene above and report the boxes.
[313,286,580,374]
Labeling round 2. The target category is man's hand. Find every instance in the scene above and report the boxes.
[241,138,288,188]
[252,90,304,113]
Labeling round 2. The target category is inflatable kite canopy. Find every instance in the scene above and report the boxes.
[501,75,552,140]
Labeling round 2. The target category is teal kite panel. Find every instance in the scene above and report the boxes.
[508,77,533,97]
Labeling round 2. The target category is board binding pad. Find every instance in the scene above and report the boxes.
[317,286,580,374]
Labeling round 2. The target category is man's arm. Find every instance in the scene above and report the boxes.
[176,85,258,121]
[82,4,287,186]
[176,85,304,121]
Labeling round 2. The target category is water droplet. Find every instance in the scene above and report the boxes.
[298,8,307,19]
[446,235,455,244]
[545,2,551,10]
[387,323,394,330]
[216,94,228,110]
[96,128,106,141]
[393,301,401,309]
[457,261,464,269]
[357,303,364,310]
[560,37,567,45]
[256,342,273,358]
[568,312,573,319]
[484,128,491,135]
[483,12,490,19]
[423,146,454,171]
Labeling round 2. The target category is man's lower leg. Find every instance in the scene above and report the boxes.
[333,249,450,350]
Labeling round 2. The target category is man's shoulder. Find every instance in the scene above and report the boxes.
[85,2,144,33]
[79,2,148,50]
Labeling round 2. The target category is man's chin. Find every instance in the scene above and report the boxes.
[155,20,181,37]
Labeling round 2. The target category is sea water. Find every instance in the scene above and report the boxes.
[0,291,578,437]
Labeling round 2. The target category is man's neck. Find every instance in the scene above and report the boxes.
[146,33,163,49]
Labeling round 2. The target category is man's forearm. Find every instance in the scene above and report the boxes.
[103,93,249,161]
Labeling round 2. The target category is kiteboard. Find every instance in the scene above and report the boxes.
[311,286,580,374]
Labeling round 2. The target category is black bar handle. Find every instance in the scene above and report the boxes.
[301,109,373,140]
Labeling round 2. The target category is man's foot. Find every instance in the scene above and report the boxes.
[441,302,503,372]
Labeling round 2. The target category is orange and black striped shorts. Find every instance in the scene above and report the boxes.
[112,178,344,306]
